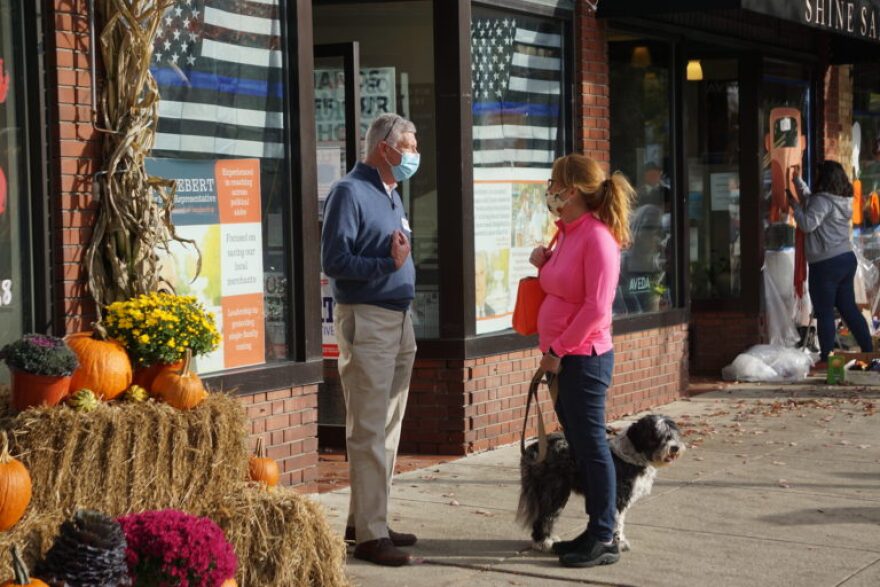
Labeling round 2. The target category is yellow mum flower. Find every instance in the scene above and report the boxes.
[140,334,150,343]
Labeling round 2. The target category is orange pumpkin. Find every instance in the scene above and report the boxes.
[249,437,280,487]
[853,179,863,225]
[153,351,207,410]
[0,432,32,532]
[66,332,132,401]
[221,579,237,587]
[1,545,47,587]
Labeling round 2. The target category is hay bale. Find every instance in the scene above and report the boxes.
[0,509,66,577]
[0,389,248,516]
[208,484,349,587]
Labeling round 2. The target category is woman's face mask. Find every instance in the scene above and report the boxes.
[545,188,572,217]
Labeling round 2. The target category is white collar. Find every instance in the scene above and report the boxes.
[383,181,397,199]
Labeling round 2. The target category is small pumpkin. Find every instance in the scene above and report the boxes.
[1,545,48,587]
[66,331,132,401]
[0,432,32,531]
[122,384,149,403]
[248,437,280,488]
[871,192,880,225]
[66,389,99,413]
[221,579,237,587]
[153,350,207,410]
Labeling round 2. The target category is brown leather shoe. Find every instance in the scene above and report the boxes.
[345,526,418,547]
[352,538,413,566]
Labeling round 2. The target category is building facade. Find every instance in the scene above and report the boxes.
[1,0,877,490]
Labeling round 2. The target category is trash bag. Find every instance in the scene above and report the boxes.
[721,344,814,382]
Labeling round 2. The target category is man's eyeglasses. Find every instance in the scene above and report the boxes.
[383,118,399,143]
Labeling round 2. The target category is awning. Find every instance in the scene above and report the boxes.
[599,0,880,48]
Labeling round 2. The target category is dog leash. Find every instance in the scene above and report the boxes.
[520,368,559,463]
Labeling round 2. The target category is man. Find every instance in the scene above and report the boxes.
[321,113,419,567]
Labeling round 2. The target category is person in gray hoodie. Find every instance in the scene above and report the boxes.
[790,160,873,363]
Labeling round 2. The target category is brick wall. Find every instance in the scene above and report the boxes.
[689,312,764,375]
[578,1,609,164]
[52,0,99,334]
[240,385,319,493]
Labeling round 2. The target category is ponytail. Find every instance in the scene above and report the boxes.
[595,172,635,247]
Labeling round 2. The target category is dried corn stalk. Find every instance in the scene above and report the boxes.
[86,0,198,318]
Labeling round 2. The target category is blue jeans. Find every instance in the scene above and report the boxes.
[554,350,616,543]
[809,252,873,361]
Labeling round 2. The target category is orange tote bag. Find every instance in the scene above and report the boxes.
[512,232,559,336]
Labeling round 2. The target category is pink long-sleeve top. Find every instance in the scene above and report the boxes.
[537,213,620,358]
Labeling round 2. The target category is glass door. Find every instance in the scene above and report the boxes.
[314,42,360,434]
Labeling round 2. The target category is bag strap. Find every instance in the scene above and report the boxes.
[520,368,560,462]
[536,230,561,278]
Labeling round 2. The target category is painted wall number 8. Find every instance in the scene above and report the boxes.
[0,280,11,306]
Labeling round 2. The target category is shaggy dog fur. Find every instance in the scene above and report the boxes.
[517,414,685,552]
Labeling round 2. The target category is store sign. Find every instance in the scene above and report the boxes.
[743,0,880,42]
[146,158,266,374]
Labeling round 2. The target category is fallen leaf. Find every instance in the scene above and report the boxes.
[778,479,791,488]
[772,461,786,466]
[448,500,460,506]
[474,509,493,517]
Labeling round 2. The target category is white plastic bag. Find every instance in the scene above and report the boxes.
[721,344,813,382]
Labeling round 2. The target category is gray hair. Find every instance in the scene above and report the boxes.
[364,113,416,158]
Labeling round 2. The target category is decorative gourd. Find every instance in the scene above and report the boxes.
[153,351,206,410]
[1,546,48,587]
[66,389,99,413]
[853,179,863,225]
[248,437,280,487]
[123,385,149,402]
[66,331,132,401]
[0,432,32,531]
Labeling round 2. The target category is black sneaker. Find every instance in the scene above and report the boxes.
[551,529,589,556]
[559,536,620,568]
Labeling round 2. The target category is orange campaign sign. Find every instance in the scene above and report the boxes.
[147,157,266,373]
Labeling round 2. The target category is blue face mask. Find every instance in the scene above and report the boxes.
[387,145,420,182]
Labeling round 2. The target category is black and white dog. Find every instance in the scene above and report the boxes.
[517,414,685,552]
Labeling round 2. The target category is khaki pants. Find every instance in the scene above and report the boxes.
[335,303,417,543]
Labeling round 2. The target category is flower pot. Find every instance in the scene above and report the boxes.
[132,360,184,394]
[10,370,72,411]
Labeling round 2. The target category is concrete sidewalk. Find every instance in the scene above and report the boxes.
[314,382,880,586]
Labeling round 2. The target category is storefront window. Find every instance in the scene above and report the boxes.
[148,0,292,373]
[760,61,812,255]
[471,6,568,334]
[609,36,674,314]
[0,0,27,383]
[314,1,439,340]
[684,59,742,301]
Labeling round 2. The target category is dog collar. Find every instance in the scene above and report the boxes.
[610,435,651,468]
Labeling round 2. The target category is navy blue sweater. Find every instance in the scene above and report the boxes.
[321,162,415,311]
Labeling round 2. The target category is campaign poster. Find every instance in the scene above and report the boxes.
[146,158,266,373]
[474,168,555,334]
[320,273,339,358]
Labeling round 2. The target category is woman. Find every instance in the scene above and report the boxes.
[529,154,635,568]
[790,160,873,364]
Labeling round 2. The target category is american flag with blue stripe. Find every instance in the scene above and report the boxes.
[471,16,564,168]
[150,0,285,159]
